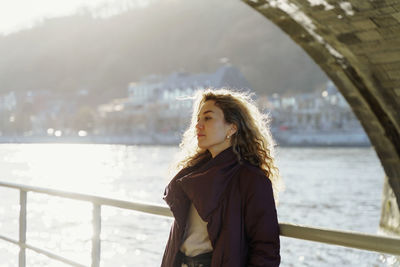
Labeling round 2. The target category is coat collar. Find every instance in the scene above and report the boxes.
[164,147,240,226]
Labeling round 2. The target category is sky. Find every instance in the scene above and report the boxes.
[0,0,149,35]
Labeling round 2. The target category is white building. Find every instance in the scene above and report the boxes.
[126,65,252,136]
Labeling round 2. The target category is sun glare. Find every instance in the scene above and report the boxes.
[0,0,147,35]
[13,143,120,195]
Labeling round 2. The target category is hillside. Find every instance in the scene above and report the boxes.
[0,0,328,98]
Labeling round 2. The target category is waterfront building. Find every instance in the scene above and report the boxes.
[99,65,253,143]
[266,81,370,146]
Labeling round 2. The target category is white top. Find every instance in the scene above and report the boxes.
[180,203,213,257]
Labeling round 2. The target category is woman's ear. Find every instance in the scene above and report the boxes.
[230,124,238,136]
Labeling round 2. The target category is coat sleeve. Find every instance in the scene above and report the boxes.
[243,170,280,267]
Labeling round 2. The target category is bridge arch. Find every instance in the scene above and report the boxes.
[243,0,400,233]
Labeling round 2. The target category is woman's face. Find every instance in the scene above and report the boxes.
[196,100,236,158]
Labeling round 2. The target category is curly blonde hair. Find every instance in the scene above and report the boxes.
[172,88,282,200]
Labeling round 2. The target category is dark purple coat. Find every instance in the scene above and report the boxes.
[161,147,280,267]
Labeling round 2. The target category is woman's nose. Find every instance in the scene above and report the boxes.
[196,121,204,129]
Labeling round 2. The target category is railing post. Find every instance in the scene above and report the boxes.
[19,190,27,267]
[91,204,101,267]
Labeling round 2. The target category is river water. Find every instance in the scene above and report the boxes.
[0,144,398,267]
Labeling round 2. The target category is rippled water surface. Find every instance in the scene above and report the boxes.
[0,144,398,266]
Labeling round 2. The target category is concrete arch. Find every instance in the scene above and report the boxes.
[243,0,400,233]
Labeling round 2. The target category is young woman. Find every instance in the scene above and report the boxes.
[161,89,281,267]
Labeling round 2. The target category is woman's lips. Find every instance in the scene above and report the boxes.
[197,134,205,138]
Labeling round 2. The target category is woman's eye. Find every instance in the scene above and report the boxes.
[205,117,211,121]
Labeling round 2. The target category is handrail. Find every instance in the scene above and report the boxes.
[0,234,86,267]
[279,223,400,255]
[0,180,171,216]
[0,180,399,267]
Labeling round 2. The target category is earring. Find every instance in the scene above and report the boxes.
[227,135,231,139]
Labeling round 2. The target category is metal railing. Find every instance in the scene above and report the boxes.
[0,180,399,267]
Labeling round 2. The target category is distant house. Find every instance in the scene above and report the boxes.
[262,81,371,146]
[125,65,252,136]
[128,65,251,104]
[0,92,17,111]
[268,81,363,132]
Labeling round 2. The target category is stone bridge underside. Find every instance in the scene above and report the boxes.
[243,0,400,233]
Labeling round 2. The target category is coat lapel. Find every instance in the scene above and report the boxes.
[176,147,240,222]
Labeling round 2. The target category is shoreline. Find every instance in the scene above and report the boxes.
[0,135,371,147]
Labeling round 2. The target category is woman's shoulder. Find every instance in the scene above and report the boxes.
[237,161,272,189]
[238,161,267,178]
